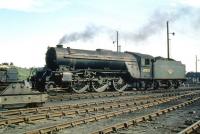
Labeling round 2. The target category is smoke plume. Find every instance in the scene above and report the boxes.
[58,6,197,44]
[122,6,192,42]
[58,25,109,44]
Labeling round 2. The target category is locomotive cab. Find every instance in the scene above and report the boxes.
[125,52,154,79]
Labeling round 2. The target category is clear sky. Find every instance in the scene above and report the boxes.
[0,0,200,72]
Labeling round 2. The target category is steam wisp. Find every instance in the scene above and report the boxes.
[123,6,192,42]
[58,6,198,44]
[58,25,107,44]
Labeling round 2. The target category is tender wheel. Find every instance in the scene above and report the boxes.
[173,80,180,89]
[153,81,159,90]
[112,78,127,92]
[164,81,171,89]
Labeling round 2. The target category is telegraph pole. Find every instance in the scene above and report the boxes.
[196,55,198,83]
[116,31,119,52]
[167,21,169,59]
[166,21,175,59]
[113,31,120,52]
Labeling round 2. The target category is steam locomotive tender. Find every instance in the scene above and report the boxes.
[31,45,186,92]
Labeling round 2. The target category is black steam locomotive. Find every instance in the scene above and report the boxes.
[31,45,186,92]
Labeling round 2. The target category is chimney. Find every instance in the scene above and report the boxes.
[56,44,63,48]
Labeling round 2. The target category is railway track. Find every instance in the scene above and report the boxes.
[91,96,200,134]
[22,92,199,134]
[0,88,199,134]
[178,119,200,134]
[0,93,181,126]
[48,87,199,101]
[48,91,133,101]
[0,94,154,117]
[0,91,191,117]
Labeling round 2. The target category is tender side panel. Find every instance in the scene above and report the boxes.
[153,60,186,79]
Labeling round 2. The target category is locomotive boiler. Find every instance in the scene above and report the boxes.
[31,45,186,92]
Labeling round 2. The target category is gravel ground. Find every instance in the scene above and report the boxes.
[118,98,200,134]
[56,95,197,134]
[0,94,163,134]
[44,91,188,107]
[0,91,198,134]
[45,94,150,106]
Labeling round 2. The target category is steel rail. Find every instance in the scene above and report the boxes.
[178,120,200,134]
[0,95,175,126]
[48,87,198,101]
[91,96,200,134]
[0,95,154,117]
[48,91,146,101]
[24,92,197,134]
[1,92,183,117]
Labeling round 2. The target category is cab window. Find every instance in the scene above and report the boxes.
[145,59,150,65]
